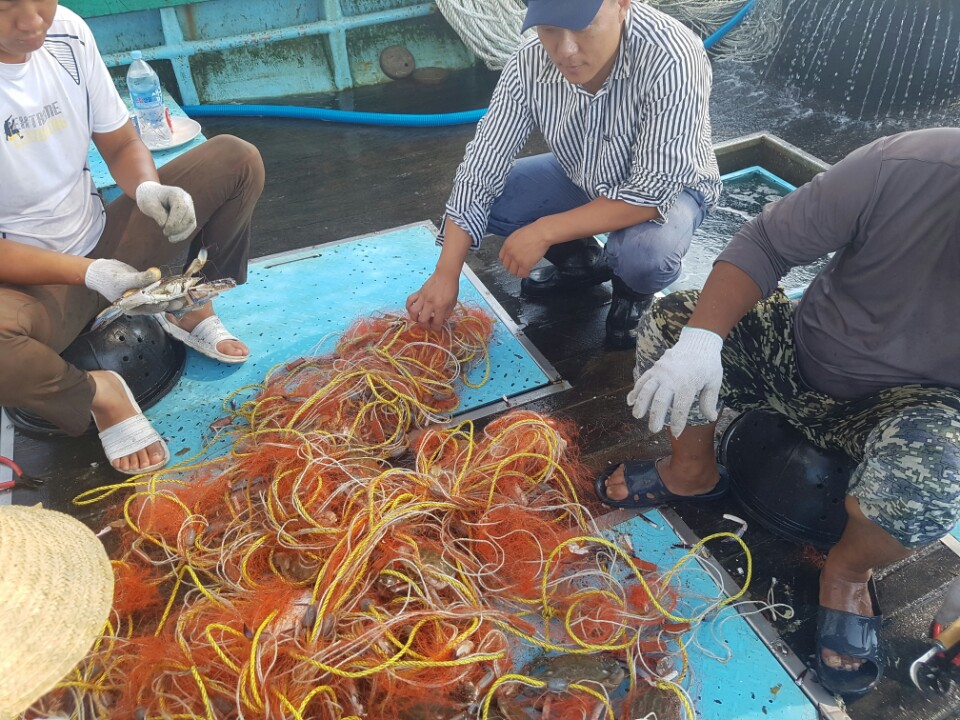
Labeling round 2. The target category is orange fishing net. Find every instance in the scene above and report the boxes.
[35,306,743,720]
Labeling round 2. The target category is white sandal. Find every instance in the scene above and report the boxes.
[93,371,170,475]
[156,313,248,364]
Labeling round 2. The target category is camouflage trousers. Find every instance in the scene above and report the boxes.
[635,289,960,548]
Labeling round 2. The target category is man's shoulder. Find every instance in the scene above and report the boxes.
[625,1,704,57]
[876,129,960,169]
[45,5,94,45]
[39,7,100,88]
[825,129,960,189]
[513,34,547,66]
[501,35,552,85]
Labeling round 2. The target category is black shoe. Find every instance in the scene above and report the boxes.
[520,263,613,297]
[605,276,653,349]
[520,237,611,298]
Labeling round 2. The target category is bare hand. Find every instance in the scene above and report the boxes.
[499,221,553,278]
[406,272,459,330]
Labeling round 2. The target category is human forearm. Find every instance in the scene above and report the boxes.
[687,261,763,337]
[104,140,159,199]
[95,123,197,243]
[0,239,92,286]
[628,261,759,436]
[0,238,159,301]
[93,123,159,199]
[433,220,473,278]
[538,197,661,245]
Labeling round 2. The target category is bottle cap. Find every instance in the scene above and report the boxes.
[130,50,143,60]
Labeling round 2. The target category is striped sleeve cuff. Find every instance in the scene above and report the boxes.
[436,206,486,248]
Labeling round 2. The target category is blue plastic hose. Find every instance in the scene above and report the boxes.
[183,103,488,127]
[183,0,755,128]
[703,0,756,50]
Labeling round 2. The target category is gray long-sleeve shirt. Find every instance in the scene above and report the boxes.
[717,128,960,400]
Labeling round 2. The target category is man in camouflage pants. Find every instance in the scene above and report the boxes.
[598,129,960,698]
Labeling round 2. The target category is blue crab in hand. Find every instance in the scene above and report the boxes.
[91,248,236,331]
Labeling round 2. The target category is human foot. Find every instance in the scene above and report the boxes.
[90,370,168,474]
[815,566,883,697]
[594,459,729,511]
[165,304,248,360]
[602,457,721,502]
[819,563,877,671]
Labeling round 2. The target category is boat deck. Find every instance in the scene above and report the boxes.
[8,61,960,720]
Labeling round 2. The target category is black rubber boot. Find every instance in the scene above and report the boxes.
[605,276,654,349]
[520,237,612,298]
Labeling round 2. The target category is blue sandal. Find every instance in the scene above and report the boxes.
[815,577,884,698]
[593,459,730,511]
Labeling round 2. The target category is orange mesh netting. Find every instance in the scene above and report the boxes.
[37,306,749,720]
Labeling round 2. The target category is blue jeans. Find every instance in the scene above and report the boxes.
[487,153,707,294]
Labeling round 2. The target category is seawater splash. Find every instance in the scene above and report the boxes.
[672,172,829,292]
[765,0,960,120]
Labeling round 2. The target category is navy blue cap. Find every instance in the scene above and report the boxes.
[521,0,606,32]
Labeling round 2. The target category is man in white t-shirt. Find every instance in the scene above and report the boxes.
[0,1,264,474]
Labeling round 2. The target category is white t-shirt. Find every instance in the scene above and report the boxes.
[0,6,128,256]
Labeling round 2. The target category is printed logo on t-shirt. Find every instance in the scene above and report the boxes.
[3,102,68,148]
[3,115,22,141]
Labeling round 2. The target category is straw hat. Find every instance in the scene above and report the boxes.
[0,505,114,719]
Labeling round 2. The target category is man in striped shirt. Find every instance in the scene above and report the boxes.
[406,0,721,348]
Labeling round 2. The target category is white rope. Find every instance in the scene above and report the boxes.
[435,0,531,70]
[435,0,784,70]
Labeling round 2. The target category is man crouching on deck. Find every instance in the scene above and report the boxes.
[598,128,960,698]
[407,0,721,349]
[0,1,264,474]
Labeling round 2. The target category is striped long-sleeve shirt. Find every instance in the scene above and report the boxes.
[444,0,722,247]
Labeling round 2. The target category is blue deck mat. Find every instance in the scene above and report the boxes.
[146,223,552,458]
[595,512,820,719]
[143,224,822,716]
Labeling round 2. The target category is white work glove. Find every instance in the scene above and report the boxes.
[135,181,197,243]
[84,259,161,302]
[627,327,725,437]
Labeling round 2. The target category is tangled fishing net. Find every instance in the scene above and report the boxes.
[26,305,753,720]
[435,0,783,70]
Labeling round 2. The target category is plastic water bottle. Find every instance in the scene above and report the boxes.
[126,51,172,147]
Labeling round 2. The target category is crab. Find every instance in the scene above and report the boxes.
[91,248,236,331]
[495,653,627,720]
[621,684,683,720]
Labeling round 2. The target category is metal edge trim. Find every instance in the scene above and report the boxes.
[458,262,563,385]
[941,533,960,558]
[0,408,14,504]
[450,381,572,424]
[255,220,440,266]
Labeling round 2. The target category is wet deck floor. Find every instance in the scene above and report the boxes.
[7,61,960,719]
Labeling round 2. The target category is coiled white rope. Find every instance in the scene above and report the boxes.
[435,0,531,70]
